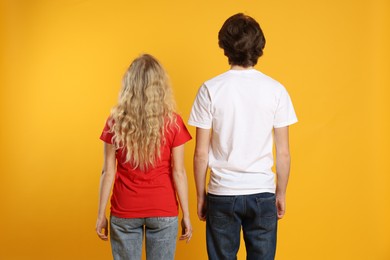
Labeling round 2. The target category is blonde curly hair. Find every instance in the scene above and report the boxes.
[109,54,176,171]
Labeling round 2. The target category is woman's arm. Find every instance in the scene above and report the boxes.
[96,142,116,241]
[274,126,291,220]
[172,144,192,243]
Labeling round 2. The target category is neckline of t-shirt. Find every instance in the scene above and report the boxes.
[228,68,257,73]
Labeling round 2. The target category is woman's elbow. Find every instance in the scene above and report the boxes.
[173,167,187,177]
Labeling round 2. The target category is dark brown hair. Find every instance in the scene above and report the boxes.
[218,13,266,67]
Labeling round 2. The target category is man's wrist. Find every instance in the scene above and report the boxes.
[197,191,206,200]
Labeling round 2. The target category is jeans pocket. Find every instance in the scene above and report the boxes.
[207,195,235,230]
[255,194,277,230]
[147,216,178,230]
[110,215,125,224]
[155,216,178,223]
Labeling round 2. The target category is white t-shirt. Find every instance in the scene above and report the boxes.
[188,69,298,195]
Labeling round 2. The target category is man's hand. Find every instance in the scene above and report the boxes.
[197,197,207,221]
[276,195,286,220]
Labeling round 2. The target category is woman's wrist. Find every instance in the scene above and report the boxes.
[182,212,190,218]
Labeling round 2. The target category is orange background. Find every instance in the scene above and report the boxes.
[1,0,389,259]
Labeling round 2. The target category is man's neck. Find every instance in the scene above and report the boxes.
[230,65,254,70]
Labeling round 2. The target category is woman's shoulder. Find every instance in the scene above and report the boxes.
[165,113,187,133]
[172,112,184,122]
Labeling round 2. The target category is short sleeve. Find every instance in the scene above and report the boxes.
[188,84,212,129]
[172,115,192,147]
[273,87,298,128]
[100,118,114,144]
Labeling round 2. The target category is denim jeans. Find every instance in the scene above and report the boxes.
[110,216,178,260]
[206,192,277,260]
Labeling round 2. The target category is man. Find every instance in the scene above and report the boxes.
[188,13,298,259]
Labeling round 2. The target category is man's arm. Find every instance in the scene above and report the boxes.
[193,127,211,221]
[274,126,291,219]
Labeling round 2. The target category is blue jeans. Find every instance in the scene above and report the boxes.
[110,216,178,260]
[206,193,277,260]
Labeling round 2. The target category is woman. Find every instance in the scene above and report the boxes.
[96,54,192,260]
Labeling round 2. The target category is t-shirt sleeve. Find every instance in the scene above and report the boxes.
[188,84,212,129]
[100,118,114,144]
[172,115,192,147]
[273,87,298,128]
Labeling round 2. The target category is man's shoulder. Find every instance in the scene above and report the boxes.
[254,70,284,87]
[204,69,284,91]
[204,70,232,86]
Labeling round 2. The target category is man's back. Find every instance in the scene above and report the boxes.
[189,69,297,195]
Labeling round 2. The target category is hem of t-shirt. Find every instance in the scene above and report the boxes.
[111,211,179,219]
[172,135,192,148]
[274,118,298,128]
[207,188,275,196]
[100,135,113,144]
[187,120,212,129]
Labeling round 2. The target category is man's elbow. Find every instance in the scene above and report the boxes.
[276,150,291,161]
[194,152,208,164]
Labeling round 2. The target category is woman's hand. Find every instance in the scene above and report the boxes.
[96,217,109,241]
[179,216,192,243]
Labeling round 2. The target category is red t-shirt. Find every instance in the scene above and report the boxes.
[100,113,192,218]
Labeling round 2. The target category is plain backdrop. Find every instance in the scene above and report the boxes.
[1,0,389,259]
